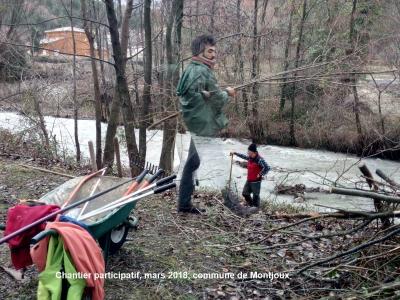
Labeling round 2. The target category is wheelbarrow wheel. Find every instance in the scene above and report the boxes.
[100,224,129,255]
[109,223,129,255]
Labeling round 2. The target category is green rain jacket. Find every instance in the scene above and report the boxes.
[37,235,86,300]
[176,60,229,137]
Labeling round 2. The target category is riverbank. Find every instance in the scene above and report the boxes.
[1,155,399,299]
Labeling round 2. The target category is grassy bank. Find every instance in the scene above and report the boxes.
[0,156,399,299]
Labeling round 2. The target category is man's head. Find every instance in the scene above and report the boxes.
[247,143,258,158]
[191,34,216,61]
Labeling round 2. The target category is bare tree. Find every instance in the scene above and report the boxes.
[81,0,102,168]
[288,0,307,146]
[349,0,363,141]
[103,0,140,175]
[139,0,152,166]
[159,0,183,173]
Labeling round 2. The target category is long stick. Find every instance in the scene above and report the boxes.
[77,168,107,219]
[114,137,123,177]
[17,164,75,178]
[376,169,400,188]
[0,177,135,245]
[228,154,233,189]
[61,167,107,208]
[147,111,180,130]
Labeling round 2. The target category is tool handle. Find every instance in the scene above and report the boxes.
[31,229,57,244]
[136,169,149,182]
[156,174,176,186]
[154,182,176,194]
[148,169,165,184]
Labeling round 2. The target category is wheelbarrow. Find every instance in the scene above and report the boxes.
[26,170,176,259]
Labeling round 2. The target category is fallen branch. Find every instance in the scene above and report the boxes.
[376,169,400,189]
[330,187,400,204]
[17,164,75,178]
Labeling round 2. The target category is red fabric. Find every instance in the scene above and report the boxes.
[4,204,60,269]
[247,156,263,182]
[31,220,105,300]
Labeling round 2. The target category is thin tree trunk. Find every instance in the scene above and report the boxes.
[249,0,264,141]
[288,0,307,146]
[103,0,139,176]
[33,93,50,150]
[235,0,243,115]
[159,0,183,173]
[69,1,81,162]
[349,0,363,140]
[279,2,294,113]
[251,0,259,118]
[210,0,216,34]
[140,0,152,166]
[81,0,102,168]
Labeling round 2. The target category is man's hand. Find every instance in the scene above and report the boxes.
[225,87,236,97]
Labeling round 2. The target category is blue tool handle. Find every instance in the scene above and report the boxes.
[154,182,176,194]
[156,174,176,186]
[148,169,165,184]
[31,229,58,244]
[136,169,149,183]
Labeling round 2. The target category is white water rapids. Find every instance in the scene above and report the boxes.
[1,111,399,212]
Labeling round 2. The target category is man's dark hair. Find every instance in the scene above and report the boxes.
[191,34,216,56]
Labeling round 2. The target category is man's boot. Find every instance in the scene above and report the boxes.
[178,205,205,214]
[222,188,258,217]
[243,194,254,206]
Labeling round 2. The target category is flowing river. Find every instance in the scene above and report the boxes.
[1,111,399,212]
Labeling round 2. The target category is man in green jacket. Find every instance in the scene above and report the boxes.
[176,34,236,213]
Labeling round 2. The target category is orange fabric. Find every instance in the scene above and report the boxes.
[30,235,50,272]
[31,220,105,300]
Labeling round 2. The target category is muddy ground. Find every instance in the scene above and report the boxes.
[0,156,398,299]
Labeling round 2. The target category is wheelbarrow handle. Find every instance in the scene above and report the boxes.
[156,174,177,186]
[31,229,57,244]
[154,182,176,194]
[135,168,149,183]
[147,169,165,184]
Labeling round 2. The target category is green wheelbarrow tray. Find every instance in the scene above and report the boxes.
[36,175,140,256]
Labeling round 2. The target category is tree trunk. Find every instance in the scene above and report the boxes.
[210,0,216,34]
[81,0,102,169]
[279,2,294,113]
[159,0,183,173]
[140,0,153,166]
[288,0,307,146]
[249,0,264,142]
[103,0,140,176]
[69,2,81,162]
[349,0,363,141]
[32,93,50,151]
[235,0,244,115]
[251,0,259,119]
